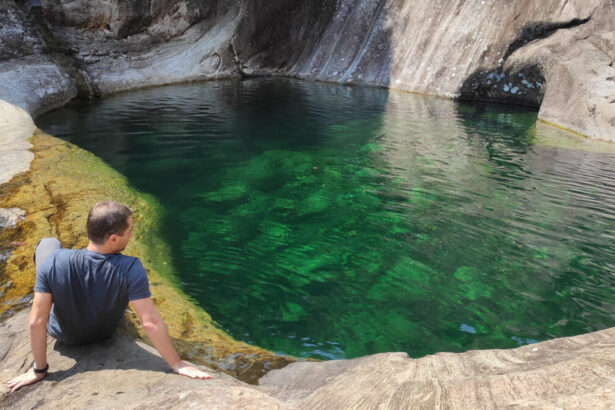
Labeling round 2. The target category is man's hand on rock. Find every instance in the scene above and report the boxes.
[7,367,46,393]
[172,361,212,380]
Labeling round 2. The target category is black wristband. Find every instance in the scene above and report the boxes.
[33,363,49,374]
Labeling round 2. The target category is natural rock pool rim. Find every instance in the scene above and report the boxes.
[0,129,293,383]
[34,78,615,361]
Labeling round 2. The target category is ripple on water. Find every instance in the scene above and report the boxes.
[37,78,615,360]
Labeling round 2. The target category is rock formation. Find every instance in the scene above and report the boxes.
[1,0,614,139]
[0,310,286,409]
[0,101,33,185]
[3,308,615,408]
[2,0,615,408]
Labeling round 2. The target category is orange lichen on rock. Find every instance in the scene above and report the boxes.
[0,131,293,382]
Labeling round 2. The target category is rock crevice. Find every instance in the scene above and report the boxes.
[502,16,592,62]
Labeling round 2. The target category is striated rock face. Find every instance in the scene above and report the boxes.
[237,0,615,140]
[260,328,615,409]
[1,1,615,407]
[1,0,613,139]
[0,3,77,116]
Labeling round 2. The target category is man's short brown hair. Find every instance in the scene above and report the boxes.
[86,201,132,245]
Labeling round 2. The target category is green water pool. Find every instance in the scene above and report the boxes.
[37,78,615,360]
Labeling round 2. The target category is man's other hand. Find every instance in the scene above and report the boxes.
[7,368,46,393]
[172,361,212,380]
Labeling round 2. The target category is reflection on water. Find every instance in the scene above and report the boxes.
[37,78,615,360]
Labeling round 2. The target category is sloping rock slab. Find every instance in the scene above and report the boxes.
[0,310,286,409]
[3,307,615,409]
[0,100,33,185]
[261,327,615,409]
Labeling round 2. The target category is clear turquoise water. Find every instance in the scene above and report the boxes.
[38,78,615,360]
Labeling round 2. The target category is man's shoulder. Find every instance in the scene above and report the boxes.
[113,253,141,264]
[47,248,76,263]
[37,249,79,276]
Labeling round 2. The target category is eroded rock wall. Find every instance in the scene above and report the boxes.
[1,0,613,139]
[236,0,615,140]
[0,1,77,116]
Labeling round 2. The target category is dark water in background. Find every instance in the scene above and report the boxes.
[37,78,615,360]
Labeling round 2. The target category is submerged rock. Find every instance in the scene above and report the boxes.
[1,2,615,408]
[0,208,25,229]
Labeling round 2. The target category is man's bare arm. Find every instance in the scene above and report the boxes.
[7,292,52,393]
[130,297,211,379]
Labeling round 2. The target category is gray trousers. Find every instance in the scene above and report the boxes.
[34,238,62,269]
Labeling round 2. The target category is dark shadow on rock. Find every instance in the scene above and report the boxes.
[231,0,339,74]
[503,17,591,62]
[457,64,546,108]
[457,14,593,111]
[232,0,392,88]
[120,313,293,385]
[46,331,172,385]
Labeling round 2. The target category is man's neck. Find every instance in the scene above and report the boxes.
[86,241,116,254]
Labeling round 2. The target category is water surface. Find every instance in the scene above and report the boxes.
[37,78,615,360]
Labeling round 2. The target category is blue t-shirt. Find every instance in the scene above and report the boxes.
[34,249,151,345]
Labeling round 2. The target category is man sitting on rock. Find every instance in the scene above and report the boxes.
[7,201,211,392]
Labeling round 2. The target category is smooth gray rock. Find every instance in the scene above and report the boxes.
[39,1,243,96]
[4,307,615,409]
[261,329,615,409]
[0,310,287,410]
[0,100,34,185]
[0,1,77,116]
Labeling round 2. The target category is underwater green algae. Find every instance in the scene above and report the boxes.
[37,78,615,360]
